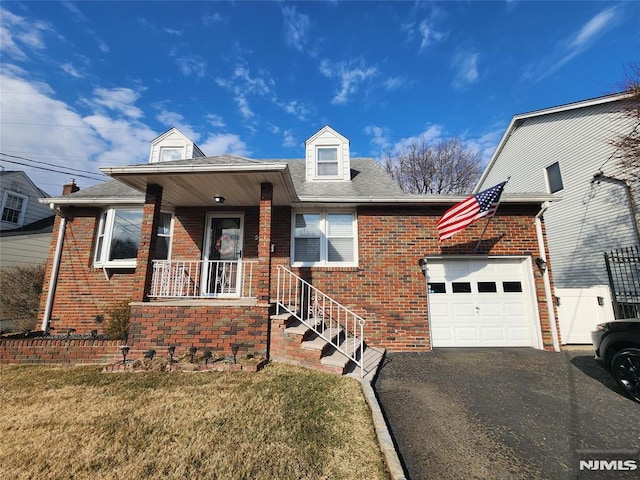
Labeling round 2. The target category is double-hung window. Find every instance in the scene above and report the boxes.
[316,147,339,177]
[1,191,28,226]
[94,208,172,268]
[292,211,357,266]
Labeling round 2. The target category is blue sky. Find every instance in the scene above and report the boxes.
[0,1,638,196]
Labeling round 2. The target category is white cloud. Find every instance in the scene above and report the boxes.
[202,12,225,26]
[570,6,618,49]
[199,133,249,157]
[61,63,82,78]
[418,18,445,51]
[521,6,620,82]
[383,76,407,91]
[282,5,310,52]
[364,125,391,152]
[215,60,275,119]
[277,99,309,120]
[91,87,144,119]
[205,113,226,128]
[164,28,183,36]
[403,17,446,52]
[154,107,200,142]
[282,129,296,148]
[461,126,505,164]
[319,58,378,105]
[452,52,479,90]
[174,54,207,78]
[392,125,444,153]
[236,96,253,119]
[0,7,52,60]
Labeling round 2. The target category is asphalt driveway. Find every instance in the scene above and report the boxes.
[375,348,640,480]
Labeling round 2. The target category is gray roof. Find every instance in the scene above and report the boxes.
[48,155,554,206]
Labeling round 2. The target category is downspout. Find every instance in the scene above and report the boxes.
[41,208,66,332]
[535,201,560,352]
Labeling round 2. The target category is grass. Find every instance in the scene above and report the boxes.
[0,362,389,480]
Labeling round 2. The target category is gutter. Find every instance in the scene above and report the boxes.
[41,210,66,332]
[535,201,560,352]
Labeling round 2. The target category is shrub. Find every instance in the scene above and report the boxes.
[104,301,131,342]
[0,263,45,332]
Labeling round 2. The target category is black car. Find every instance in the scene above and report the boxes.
[592,318,640,403]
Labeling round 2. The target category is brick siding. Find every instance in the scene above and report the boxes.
[0,338,122,364]
[35,201,558,360]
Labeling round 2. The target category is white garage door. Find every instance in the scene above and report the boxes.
[426,258,538,347]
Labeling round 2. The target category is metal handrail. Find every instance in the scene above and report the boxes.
[276,265,365,377]
[150,260,258,298]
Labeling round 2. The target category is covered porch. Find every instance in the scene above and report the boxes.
[100,158,297,304]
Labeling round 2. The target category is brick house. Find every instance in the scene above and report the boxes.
[33,126,560,374]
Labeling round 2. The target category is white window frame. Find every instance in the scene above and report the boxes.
[93,208,174,268]
[1,190,28,226]
[545,162,564,194]
[159,146,185,162]
[315,146,341,179]
[291,210,358,267]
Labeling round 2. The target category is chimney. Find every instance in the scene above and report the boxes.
[62,178,80,196]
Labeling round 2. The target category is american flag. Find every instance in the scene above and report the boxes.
[437,182,507,241]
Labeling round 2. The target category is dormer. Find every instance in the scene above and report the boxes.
[304,126,351,182]
[149,127,205,163]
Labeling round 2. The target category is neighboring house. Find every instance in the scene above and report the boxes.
[0,171,53,267]
[37,126,559,374]
[475,93,640,344]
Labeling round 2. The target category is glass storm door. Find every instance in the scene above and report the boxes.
[202,214,244,297]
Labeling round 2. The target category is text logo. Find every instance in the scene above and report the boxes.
[579,460,638,471]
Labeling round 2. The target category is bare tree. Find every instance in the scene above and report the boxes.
[383,137,483,194]
[612,63,640,184]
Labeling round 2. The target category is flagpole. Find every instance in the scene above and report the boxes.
[474,177,510,253]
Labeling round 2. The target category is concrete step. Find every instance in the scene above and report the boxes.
[320,336,362,368]
[301,328,343,350]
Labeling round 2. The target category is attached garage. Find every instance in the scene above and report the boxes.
[426,257,542,348]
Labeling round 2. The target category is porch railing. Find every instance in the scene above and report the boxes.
[275,265,366,377]
[149,260,258,298]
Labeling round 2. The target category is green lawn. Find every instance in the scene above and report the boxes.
[0,363,389,480]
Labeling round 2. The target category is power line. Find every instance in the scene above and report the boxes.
[0,153,107,178]
[0,157,105,182]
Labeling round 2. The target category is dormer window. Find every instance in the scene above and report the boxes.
[317,147,339,176]
[149,128,205,163]
[305,126,350,182]
[159,147,184,162]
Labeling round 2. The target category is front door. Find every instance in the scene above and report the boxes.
[202,214,244,297]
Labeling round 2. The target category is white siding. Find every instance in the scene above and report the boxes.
[0,172,51,231]
[479,101,638,289]
[0,232,51,267]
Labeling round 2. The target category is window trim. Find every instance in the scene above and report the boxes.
[93,208,174,268]
[545,162,564,194]
[291,210,358,267]
[159,146,185,162]
[314,146,341,180]
[1,190,29,226]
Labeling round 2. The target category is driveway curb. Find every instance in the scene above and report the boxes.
[360,380,407,480]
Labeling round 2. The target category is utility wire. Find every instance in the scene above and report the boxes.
[0,152,107,178]
[0,158,105,182]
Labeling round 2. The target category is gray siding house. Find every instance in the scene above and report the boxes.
[0,171,53,267]
[475,93,639,343]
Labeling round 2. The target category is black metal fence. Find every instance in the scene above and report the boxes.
[604,245,640,319]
